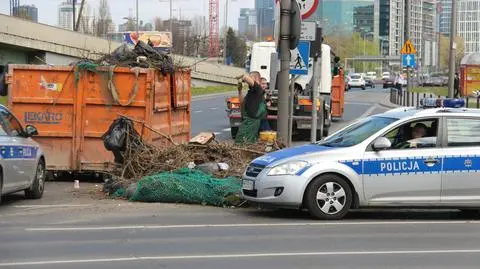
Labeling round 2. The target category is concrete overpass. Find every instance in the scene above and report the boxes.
[0,14,243,85]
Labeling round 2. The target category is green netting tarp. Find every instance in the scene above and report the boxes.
[129,168,242,207]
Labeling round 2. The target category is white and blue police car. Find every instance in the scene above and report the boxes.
[0,105,46,204]
[242,98,480,220]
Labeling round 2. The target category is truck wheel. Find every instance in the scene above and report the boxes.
[323,128,329,137]
[304,174,352,220]
[231,127,238,139]
[25,159,45,199]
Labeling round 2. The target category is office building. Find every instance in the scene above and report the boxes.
[354,4,374,34]
[12,5,38,22]
[386,1,436,57]
[255,0,274,38]
[315,0,374,33]
[373,0,390,55]
[238,8,256,37]
[57,0,94,33]
[457,0,480,53]
[439,0,452,36]
[374,0,437,69]
[163,19,192,54]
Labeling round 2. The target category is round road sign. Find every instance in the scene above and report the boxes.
[275,0,319,20]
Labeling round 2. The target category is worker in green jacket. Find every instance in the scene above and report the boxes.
[235,71,267,144]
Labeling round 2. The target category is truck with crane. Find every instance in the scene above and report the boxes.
[226,42,345,140]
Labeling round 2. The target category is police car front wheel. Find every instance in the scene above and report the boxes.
[305,174,353,220]
[25,159,45,199]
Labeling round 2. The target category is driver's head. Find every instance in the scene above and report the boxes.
[249,71,261,84]
[260,77,268,90]
[412,123,427,139]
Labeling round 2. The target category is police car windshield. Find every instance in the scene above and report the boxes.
[319,116,397,147]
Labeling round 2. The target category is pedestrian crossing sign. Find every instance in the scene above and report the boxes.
[401,40,417,54]
[290,40,310,75]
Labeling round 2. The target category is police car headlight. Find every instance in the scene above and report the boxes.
[267,161,309,176]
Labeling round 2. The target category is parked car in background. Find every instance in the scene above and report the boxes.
[365,72,377,81]
[382,72,391,80]
[423,73,448,86]
[423,76,444,86]
[382,75,395,88]
[365,78,375,88]
[347,74,366,90]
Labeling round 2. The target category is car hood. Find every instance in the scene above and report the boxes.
[251,144,353,167]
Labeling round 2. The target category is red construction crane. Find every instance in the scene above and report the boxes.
[208,0,219,58]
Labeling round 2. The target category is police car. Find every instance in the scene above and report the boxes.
[242,98,480,220]
[0,105,46,204]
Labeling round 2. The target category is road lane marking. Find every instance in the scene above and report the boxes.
[13,204,91,208]
[26,220,480,232]
[2,249,480,266]
[214,132,222,135]
[344,102,376,106]
[193,110,203,113]
[222,128,231,132]
[210,107,219,110]
[359,105,378,119]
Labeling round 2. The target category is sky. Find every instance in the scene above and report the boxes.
[0,0,254,30]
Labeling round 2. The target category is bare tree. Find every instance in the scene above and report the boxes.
[95,0,112,37]
[191,15,207,36]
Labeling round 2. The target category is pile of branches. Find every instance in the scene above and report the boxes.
[97,41,175,75]
[119,141,284,182]
[106,118,284,185]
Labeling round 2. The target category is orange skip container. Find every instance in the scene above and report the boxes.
[6,64,191,172]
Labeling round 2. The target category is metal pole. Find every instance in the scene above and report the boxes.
[288,78,295,146]
[223,0,228,65]
[278,0,292,144]
[136,0,139,36]
[405,0,410,106]
[72,0,76,31]
[311,46,320,143]
[169,0,173,33]
[447,0,457,98]
[75,0,85,32]
[363,36,366,72]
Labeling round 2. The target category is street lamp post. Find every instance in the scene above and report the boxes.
[223,0,229,65]
[447,0,457,98]
[136,0,139,36]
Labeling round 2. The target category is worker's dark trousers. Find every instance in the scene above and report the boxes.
[259,119,271,131]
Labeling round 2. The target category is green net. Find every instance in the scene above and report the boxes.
[129,168,242,207]
[75,61,100,85]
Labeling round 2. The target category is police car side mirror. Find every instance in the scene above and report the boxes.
[25,125,38,137]
[372,137,391,151]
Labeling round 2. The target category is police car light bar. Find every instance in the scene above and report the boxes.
[420,98,465,108]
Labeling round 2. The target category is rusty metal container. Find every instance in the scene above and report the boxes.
[6,64,191,172]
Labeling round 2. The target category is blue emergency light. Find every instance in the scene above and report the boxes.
[420,98,465,108]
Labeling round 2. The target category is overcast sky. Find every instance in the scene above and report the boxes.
[0,0,254,30]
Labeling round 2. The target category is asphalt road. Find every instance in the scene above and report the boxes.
[191,85,390,141]
[1,195,480,269]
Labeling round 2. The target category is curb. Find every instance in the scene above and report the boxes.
[377,95,400,109]
[192,91,237,100]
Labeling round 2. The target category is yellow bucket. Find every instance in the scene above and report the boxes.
[259,131,277,143]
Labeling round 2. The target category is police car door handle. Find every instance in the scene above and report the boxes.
[424,158,440,165]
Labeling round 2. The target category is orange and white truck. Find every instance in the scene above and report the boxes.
[226,42,345,139]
